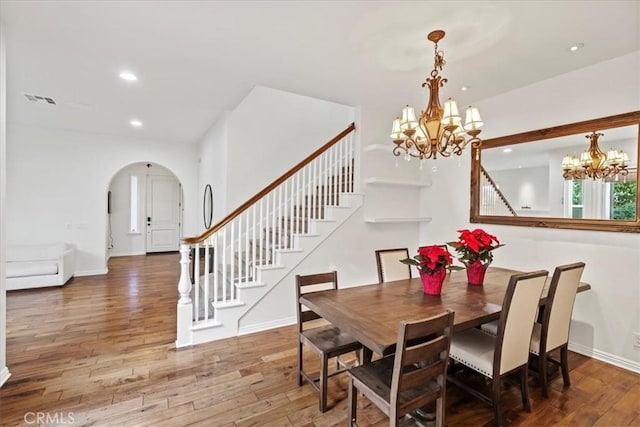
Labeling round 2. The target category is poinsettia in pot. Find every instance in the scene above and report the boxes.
[400,245,460,295]
[447,228,504,286]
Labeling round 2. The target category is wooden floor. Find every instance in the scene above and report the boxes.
[1,254,638,426]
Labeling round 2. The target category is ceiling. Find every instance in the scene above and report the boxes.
[2,1,639,145]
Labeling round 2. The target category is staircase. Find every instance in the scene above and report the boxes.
[176,124,361,347]
[479,166,517,216]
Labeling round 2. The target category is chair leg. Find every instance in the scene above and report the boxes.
[319,354,329,412]
[362,347,373,364]
[435,395,445,427]
[348,377,357,426]
[297,341,303,387]
[491,377,503,427]
[521,367,531,412]
[560,345,571,387]
[539,352,548,398]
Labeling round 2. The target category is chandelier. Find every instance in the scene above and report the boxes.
[390,30,483,161]
[561,131,629,180]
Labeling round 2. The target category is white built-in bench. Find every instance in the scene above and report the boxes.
[6,243,76,290]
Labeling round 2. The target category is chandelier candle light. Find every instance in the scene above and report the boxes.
[561,131,629,180]
[390,30,484,161]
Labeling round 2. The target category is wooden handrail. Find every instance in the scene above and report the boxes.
[480,166,518,216]
[183,122,356,244]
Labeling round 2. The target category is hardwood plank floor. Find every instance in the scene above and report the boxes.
[1,254,638,426]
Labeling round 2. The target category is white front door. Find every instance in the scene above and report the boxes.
[146,175,181,253]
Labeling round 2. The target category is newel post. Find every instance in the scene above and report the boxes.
[176,243,193,348]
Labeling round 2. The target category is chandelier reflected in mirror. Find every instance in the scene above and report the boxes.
[390,30,483,161]
[561,131,629,180]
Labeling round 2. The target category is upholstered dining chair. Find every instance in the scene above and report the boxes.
[448,270,548,427]
[480,262,585,398]
[295,271,363,412]
[530,262,585,397]
[375,248,411,283]
[347,310,454,427]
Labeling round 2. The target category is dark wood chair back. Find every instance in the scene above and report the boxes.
[390,310,455,420]
[295,271,338,332]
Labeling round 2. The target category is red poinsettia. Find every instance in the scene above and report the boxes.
[447,228,504,265]
[400,245,456,275]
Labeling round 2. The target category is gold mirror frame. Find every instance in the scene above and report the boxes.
[470,111,640,233]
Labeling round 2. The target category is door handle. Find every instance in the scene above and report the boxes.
[147,216,151,223]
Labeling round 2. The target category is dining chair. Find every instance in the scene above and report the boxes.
[375,248,411,283]
[448,270,548,427]
[480,262,585,398]
[530,262,585,397]
[296,271,363,413]
[347,310,454,427]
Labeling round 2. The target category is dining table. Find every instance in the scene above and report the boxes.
[299,266,591,357]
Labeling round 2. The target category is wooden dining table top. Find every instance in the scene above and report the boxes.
[299,267,591,357]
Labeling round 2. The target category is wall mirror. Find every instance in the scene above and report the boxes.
[203,184,213,229]
[470,111,640,232]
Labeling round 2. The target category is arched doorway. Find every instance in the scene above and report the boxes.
[107,162,183,258]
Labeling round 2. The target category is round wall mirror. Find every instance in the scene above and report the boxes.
[203,184,213,228]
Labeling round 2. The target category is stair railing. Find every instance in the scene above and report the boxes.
[479,166,518,216]
[176,123,356,346]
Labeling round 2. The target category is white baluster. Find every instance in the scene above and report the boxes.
[271,191,276,264]
[194,243,200,320]
[245,210,249,283]
[222,228,227,301]
[178,244,192,304]
[252,205,256,278]
[176,243,193,348]
[203,243,210,320]
[278,184,283,249]
[213,234,218,305]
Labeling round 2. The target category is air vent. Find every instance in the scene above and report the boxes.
[24,94,56,105]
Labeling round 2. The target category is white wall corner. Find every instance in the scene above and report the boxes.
[569,341,640,374]
[0,21,9,388]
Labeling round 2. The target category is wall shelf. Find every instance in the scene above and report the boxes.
[364,177,430,188]
[364,217,432,224]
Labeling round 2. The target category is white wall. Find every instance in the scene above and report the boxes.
[108,162,178,257]
[491,166,549,214]
[422,51,640,370]
[225,86,355,211]
[6,125,199,275]
[197,112,229,229]
[0,21,11,388]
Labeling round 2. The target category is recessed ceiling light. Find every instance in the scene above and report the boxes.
[568,43,584,52]
[130,119,143,127]
[119,71,138,81]
[461,86,469,91]
[503,148,512,153]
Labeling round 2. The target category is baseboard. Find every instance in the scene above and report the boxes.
[237,316,297,336]
[569,341,640,374]
[109,251,145,257]
[74,268,108,277]
[0,366,11,388]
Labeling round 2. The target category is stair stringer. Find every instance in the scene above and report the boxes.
[188,193,363,345]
